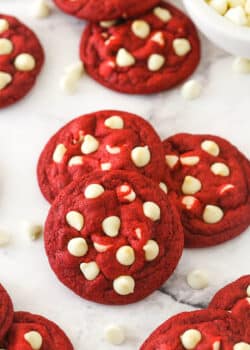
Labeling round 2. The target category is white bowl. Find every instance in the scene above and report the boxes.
[182,0,250,58]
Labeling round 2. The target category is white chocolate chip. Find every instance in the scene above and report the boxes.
[14,53,36,71]
[234,343,250,350]
[201,140,220,156]
[180,329,202,350]
[104,325,125,345]
[113,275,135,295]
[181,80,202,100]
[68,237,88,257]
[232,57,250,74]
[182,196,197,210]
[0,72,12,90]
[104,115,124,129]
[60,61,84,94]
[21,221,43,241]
[153,7,172,22]
[116,245,135,266]
[116,48,135,67]
[93,242,111,252]
[165,155,179,168]
[143,240,159,261]
[66,211,84,231]
[247,285,250,297]
[159,182,168,193]
[143,202,161,221]
[100,20,116,28]
[101,162,112,171]
[225,6,248,26]
[81,134,99,154]
[60,74,78,94]
[106,144,121,154]
[147,54,165,71]
[213,341,221,350]
[131,20,150,39]
[0,230,11,246]
[187,269,209,290]
[180,156,200,166]
[0,19,9,34]
[151,32,165,46]
[0,39,13,56]
[24,331,43,350]
[211,163,230,176]
[68,156,83,166]
[131,146,151,167]
[209,0,228,15]
[33,0,51,18]
[80,261,100,280]
[182,176,202,195]
[173,38,191,56]
[219,184,235,195]
[102,216,121,237]
[85,184,105,199]
[52,144,67,163]
[203,205,224,224]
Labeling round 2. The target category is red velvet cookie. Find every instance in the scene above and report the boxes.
[0,284,13,342]
[140,309,249,350]
[37,110,166,203]
[53,0,160,21]
[209,276,250,335]
[80,2,200,94]
[0,14,44,108]
[163,133,250,248]
[3,311,73,350]
[44,170,184,305]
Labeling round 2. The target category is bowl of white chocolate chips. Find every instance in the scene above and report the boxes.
[182,0,250,58]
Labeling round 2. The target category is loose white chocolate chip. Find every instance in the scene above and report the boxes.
[66,211,84,231]
[182,176,202,195]
[0,72,12,90]
[131,146,151,167]
[0,19,9,34]
[180,156,200,166]
[116,245,135,266]
[211,162,230,176]
[106,144,121,154]
[80,261,100,280]
[53,144,67,163]
[33,0,51,18]
[104,116,124,129]
[153,7,172,22]
[104,325,125,345]
[100,20,116,28]
[234,343,250,350]
[14,53,36,71]
[225,6,248,25]
[24,331,43,350]
[131,20,150,39]
[232,57,250,74]
[85,184,105,199]
[116,48,135,67]
[64,61,84,81]
[181,80,202,100]
[182,196,197,210]
[143,202,161,221]
[151,32,165,46]
[187,269,209,290]
[147,54,165,71]
[180,329,202,350]
[102,216,121,237]
[209,0,228,15]
[101,162,112,171]
[165,155,179,168]
[68,237,88,257]
[201,140,220,156]
[0,230,10,246]
[143,240,159,261]
[159,182,168,193]
[60,74,78,94]
[113,275,135,295]
[203,205,224,224]
[213,341,221,350]
[247,285,250,296]
[173,38,191,56]
[68,156,83,166]
[81,134,99,154]
[21,221,43,241]
[0,38,13,55]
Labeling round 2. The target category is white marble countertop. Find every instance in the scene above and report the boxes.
[0,0,249,349]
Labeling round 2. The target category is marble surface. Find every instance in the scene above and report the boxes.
[0,0,249,349]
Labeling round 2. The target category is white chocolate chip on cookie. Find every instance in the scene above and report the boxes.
[153,7,172,22]
[165,155,179,168]
[24,331,43,350]
[180,329,202,350]
[211,163,230,176]
[104,115,124,129]
[143,240,159,261]
[201,140,220,156]
[53,144,67,163]
[81,134,99,154]
[182,176,202,195]
[113,276,135,295]
[143,202,161,221]
[131,20,150,39]
[0,19,9,34]
[116,48,135,67]
[68,237,88,257]
[85,184,105,199]
[116,245,135,266]
[0,38,13,55]
[102,216,121,237]
[173,38,191,56]
[0,72,12,90]
[14,53,36,71]
[203,205,224,224]
[66,211,84,231]
[131,146,151,167]
[80,261,100,280]
[147,54,165,71]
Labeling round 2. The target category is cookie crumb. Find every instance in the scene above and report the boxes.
[186,269,209,290]
[104,325,125,345]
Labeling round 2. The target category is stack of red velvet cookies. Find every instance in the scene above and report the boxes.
[0,283,73,350]
[37,110,250,306]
